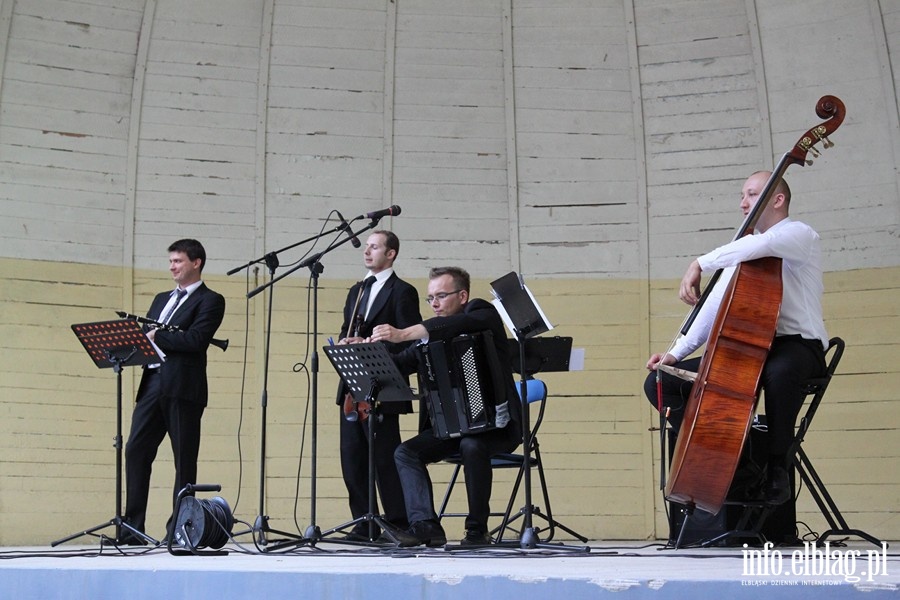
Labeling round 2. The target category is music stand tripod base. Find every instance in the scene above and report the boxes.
[53,319,161,547]
[487,273,588,552]
[320,343,415,546]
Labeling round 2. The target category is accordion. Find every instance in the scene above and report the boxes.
[418,330,509,439]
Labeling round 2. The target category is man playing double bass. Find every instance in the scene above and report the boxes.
[644,170,829,505]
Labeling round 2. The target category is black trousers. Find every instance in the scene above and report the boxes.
[394,424,520,533]
[644,335,826,461]
[339,410,408,528]
[124,370,204,535]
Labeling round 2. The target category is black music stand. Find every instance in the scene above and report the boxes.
[52,319,161,547]
[489,273,588,552]
[507,336,572,376]
[303,343,414,547]
[499,335,587,542]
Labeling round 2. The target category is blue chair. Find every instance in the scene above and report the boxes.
[436,378,587,542]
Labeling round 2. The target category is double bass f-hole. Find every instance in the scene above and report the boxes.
[662,95,845,516]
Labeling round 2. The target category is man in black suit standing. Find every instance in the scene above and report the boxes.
[335,230,421,541]
[121,238,226,544]
[368,266,522,547]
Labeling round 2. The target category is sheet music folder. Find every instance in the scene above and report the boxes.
[489,271,551,340]
[323,342,414,404]
[71,319,159,369]
[507,336,573,375]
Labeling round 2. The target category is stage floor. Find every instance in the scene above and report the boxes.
[1,537,897,599]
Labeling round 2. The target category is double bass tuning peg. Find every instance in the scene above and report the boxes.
[811,123,835,148]
[807,135,833,164]
[805,147,820,164]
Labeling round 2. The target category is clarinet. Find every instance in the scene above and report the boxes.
[116,311,228,352]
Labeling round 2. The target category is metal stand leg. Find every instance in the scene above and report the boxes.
[52,359,158,547]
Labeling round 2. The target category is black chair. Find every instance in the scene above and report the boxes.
[789,338,882,546]
[702,337,882,547]
[436,378,587,543]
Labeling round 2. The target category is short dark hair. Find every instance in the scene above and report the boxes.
[374,230,400,256]
[168,238,207,272]
[428,266,470,293]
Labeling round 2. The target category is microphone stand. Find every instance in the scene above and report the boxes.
[228,221,353,549]
[242,217,383,551]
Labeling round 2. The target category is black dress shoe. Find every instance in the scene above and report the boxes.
[765,465,791,505]
[380,528,420,546]
[460,529,491,546]
[399,520,447,548]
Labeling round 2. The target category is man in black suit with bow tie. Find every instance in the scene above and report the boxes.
[335,230,421,541]
[121,238,225,544]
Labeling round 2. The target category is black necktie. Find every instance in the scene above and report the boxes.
[160,289,187,324]
[357,276,376,322]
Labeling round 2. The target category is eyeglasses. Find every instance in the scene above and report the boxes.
[426,290,462,304]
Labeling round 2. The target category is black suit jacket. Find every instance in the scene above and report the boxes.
[141,283,226,407]
[395,298,522,437]
[336,271,422,414]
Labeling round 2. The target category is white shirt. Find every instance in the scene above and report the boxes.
[158,280,202,323]
[670,218,828,361]
[149,280,203,365]
[361,267,393,319]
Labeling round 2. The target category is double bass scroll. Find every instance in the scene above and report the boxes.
[679,95,845,336]
[663,96,845,516]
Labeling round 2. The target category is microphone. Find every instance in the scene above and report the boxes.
[336,211,361,248]
[360,205,401,221]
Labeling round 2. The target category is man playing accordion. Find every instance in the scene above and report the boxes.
[368,266,522,547]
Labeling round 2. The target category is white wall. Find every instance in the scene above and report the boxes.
[0,0,898,544]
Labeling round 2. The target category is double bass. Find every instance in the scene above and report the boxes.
[663,95,846,515]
